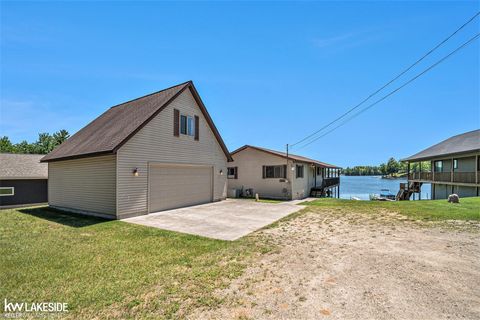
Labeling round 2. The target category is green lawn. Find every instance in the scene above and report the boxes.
[303,197,480,221]
[0,207,266,319]
[2,198,478,318]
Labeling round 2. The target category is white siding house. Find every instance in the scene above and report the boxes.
[228,145,340,200]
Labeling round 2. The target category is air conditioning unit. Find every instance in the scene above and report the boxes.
[228,188,241,198]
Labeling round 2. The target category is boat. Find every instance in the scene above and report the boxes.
[370,189,396,201]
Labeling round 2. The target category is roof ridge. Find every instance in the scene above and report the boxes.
[232,145,339,168]
[109,80,191,109]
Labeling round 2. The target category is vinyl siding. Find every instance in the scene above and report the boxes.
[228,148,293,200]
[48,155,116,217]
[116,89,228,217]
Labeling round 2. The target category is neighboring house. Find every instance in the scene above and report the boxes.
[401,129,479,200]
[41,81,232,219]
[0,154,48,207]
[228,145,341,200]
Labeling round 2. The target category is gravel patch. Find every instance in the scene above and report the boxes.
[190,207,480,320]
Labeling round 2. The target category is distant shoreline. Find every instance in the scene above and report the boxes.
[341,174,406,180]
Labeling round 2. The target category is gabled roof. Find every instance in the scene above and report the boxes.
[402,129,480,162]
[231,145,340,168]
[0,154,48,179]
[41,81,232,162]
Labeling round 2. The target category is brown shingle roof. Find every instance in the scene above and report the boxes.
[41,81,232,162]
[0,154,48,179]
[402,129,480,162]
[231,145,340,168]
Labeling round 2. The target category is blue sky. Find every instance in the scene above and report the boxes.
[1,1,479,167]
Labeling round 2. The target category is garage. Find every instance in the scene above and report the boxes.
[148,164,213,212]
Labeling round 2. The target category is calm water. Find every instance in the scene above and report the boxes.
[340,175,431,200]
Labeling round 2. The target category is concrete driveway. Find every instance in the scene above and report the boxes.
[122,199,305,240]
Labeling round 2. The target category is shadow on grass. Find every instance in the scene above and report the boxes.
[18,206,108,228]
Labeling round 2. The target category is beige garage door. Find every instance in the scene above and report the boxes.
[149,164,213,212]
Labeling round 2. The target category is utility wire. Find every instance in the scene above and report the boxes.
[289,11,480,148]
[295,32,480,150]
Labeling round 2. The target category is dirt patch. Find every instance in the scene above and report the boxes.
[190,207,480,320]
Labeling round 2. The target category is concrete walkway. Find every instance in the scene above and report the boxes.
[122,199,306,241]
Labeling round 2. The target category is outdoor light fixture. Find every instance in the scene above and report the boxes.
[219,169,223,175]
[133,168,139,177]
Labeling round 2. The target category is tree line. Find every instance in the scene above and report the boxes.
[342,157,407,176]
[0,130,70,154]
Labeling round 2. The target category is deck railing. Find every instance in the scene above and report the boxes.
[408,171,478,184]
[322,177,340,188]
[408,172,432,180]
[453,172,476,184]
[434,172,451,182]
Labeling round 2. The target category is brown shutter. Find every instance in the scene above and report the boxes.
[194,115,199,141]
[173,109,180,137]
[234,166,238,179]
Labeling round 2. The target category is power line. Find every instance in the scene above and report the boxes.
[295,32,480,150]
[289,11,480,148]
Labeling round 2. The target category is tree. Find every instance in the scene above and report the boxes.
[0,130,70,154]
[386,157,399,175]
[33,133,53,154]
[53,129,70,146]
[15,140,34,154]
[0,136,14,153]
[379,163,387,175]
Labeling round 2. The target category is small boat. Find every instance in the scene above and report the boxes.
[380,189,396,200]
[370,189,396,201]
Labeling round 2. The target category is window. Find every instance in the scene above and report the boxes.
[187,116,195,136]
[296,165,304,178]
[263,165,286,179]
[180,114,195,136]
[180,115,187,135]
[0,187,14,196]
[434,160,443,172]
[227,167,237,179]
[453,159,458,170]
[316,167,322,176]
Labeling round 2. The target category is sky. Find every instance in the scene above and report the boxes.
[1,1,479,167]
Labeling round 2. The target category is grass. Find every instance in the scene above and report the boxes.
[256,199,284,204]
[2,198,477,318]
[302,197,480,221]
[231,197,285,204]
[0,206,267,319]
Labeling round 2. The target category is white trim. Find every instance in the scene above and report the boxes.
[0,187,15,196]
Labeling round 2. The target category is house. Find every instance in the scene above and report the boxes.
[41,81,232,219]
[400,129,479,200]
[227,145,341,200]
[0,154,48,207]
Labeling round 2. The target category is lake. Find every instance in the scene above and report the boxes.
[340,175,431,200]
